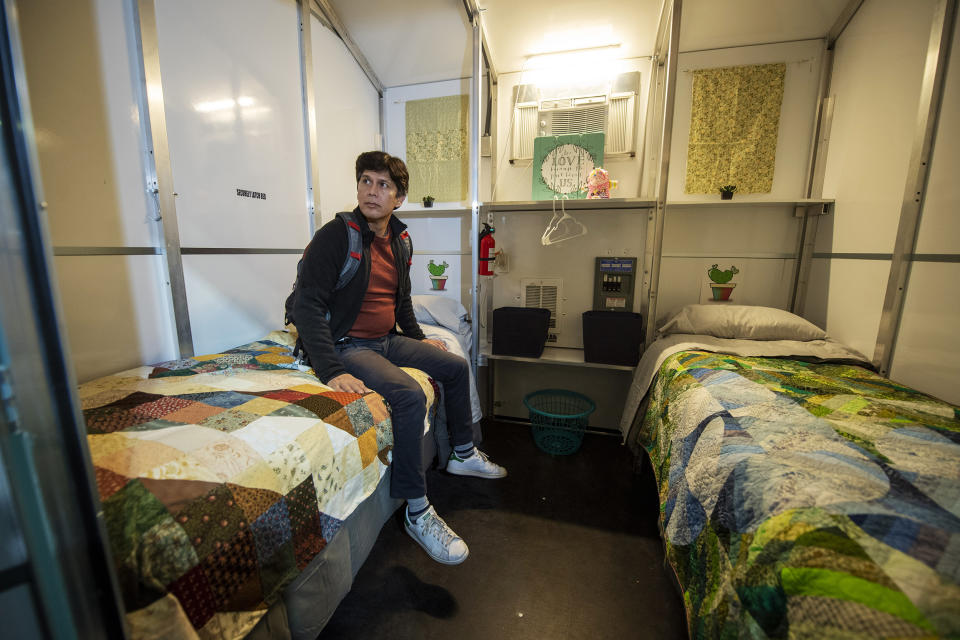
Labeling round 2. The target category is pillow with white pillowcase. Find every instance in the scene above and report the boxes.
[658,304,827,341]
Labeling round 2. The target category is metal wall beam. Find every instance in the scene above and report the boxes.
[791,38,835,315]
[297,0,322,233]
[310,0,384,95]
[133,0,193,358]
[874,0,956,375]
[469,5,481,381]
[643,0,682,348]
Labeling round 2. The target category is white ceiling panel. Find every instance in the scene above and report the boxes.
[325,0,472,87]
[324,0,853,87]
[679,0,851,52]
[478,0,661,74]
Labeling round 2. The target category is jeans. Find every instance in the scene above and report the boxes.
[334,334,474,499]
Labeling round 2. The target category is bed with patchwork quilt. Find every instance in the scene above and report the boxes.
[627,342,960,639]
[81,333,439,639]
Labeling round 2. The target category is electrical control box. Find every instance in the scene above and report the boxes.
[594,257,637,311]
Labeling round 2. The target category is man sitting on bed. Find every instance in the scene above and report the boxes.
[290,150,506,566]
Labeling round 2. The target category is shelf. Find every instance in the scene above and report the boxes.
[665,198,834,212]
[480,345,636,371]
[482,198,656,213]
[396,207,471,217]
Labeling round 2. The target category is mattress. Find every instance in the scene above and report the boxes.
[631,345,960,638]
[81,335,438,638]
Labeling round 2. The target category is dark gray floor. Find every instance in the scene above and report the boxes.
[318,419,688,639]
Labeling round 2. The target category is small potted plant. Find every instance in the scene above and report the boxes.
[428,259,449,290]
[422,195,435,208]
[719,184,737,200]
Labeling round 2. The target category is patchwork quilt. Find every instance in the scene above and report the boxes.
[80,337,437,638]
[637,351,960,639]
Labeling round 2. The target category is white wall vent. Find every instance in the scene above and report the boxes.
[606,95,636,154]
[512,104,538,162]
[520,277,562,341]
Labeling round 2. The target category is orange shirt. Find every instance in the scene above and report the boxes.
[348,233,397,338]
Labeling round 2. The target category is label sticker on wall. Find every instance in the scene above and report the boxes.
[237,189,266,200]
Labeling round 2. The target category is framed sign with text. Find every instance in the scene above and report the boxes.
[532,133,605,200]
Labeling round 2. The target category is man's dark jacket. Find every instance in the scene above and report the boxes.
[291,208,425,383]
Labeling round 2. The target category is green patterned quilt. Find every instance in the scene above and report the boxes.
[637,351,960,639]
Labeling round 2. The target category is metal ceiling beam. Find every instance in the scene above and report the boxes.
[310,0,384,94]
[827,0,866,49]
[461,0,497,84]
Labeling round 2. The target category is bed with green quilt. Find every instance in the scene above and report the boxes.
[620,306,960,639]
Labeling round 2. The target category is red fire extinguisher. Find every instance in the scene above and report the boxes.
[478,222,495,276]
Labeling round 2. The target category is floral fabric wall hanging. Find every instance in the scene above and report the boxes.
[684,63,785,194]
[405,95,469,203]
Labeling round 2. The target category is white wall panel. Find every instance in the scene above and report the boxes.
[19,1,177,384]
[311,16,381,225]
[489,210,646,348]
[385,78,472,207]
[914,9,960,254]
[155,0,309,248]
[819,0,936,253]
[54,256,176,382]
[656,257,796,327]
[183,255,301,355]
[890,263,960,405]
[662,206,801,254]
[19,0,157,248]
[667,40,824,202]
[402,215,469,306]
[815,259,889,360]
[803,257,831,329]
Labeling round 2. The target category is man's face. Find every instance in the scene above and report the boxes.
[357,169,404,222]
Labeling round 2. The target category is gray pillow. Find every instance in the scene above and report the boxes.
[658,304,827,341]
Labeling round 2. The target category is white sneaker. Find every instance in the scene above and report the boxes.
[446,449,508,479]
[404,506,469,565]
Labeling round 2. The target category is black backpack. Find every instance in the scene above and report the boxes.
[284,210,412,360]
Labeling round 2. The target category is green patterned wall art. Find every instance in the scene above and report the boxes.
[532,133,605,200]
[405,95,469,203]
[684,63,785,194]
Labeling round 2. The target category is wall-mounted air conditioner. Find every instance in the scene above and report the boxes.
[510,71,640,162]
[520,277,562,343]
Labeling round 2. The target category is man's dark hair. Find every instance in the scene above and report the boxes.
[355,151,409,199]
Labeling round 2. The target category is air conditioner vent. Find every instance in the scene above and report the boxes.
[509,71,640,162]
[539,104,608,137]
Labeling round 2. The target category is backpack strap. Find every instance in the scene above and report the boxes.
[398,229,413,267]
[335,211,364,292]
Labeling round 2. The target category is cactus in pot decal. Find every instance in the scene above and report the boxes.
[428,259,449,290]
[707,264,739,301]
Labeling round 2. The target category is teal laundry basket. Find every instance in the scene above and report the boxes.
[523,389,596,455]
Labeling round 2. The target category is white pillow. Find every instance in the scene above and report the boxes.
[412,294,469,335]
[658,304,827,341]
